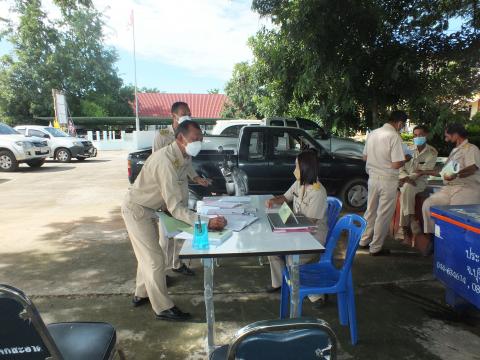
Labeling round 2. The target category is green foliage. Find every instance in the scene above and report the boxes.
[0,0,131,122]
[471,111,480,125]
[401,133,413,142]
[207,88,220,94]
[225,0,480,137]
[222,62,263,119]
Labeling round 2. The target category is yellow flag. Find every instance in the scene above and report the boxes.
[53,118,60,129]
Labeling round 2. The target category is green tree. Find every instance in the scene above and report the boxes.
[222,62,263,119]
[207,88,220,94]
[226,0,479,133]
[0,0,132,121]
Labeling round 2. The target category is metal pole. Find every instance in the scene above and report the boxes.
[132,10,140,131]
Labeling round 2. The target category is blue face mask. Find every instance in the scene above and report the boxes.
[413,136,426,146]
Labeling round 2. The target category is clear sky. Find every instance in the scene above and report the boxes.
[0,0,267,94]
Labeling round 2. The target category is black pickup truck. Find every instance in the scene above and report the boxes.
[128,126,368,211]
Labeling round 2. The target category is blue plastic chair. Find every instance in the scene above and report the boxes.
[326,197,343,241]
[280,214,367,345]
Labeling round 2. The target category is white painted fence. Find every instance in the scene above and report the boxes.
[87,130,156,151]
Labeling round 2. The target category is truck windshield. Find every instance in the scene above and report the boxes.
[0,123,20,135]
[44,127,69,137]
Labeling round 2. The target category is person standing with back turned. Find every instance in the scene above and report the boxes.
[359,111,407,256]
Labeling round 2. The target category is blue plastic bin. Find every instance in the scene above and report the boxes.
[431,205,480,309]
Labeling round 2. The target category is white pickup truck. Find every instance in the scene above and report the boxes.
[0,122,51,172]
[209,118,365,157]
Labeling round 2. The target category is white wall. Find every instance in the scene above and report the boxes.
[87,130,156,151]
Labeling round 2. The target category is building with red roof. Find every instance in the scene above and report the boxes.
[136,93,228,118]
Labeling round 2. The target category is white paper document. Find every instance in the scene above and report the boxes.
[203,196,251,203]
[224,214,259,232]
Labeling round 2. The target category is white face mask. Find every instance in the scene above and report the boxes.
[178,115,192,124]
[185,141,202,157]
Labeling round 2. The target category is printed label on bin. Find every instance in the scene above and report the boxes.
[435,224,442,239]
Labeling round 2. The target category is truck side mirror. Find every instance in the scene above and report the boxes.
[44,134,51,139]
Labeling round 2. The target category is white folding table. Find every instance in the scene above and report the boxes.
[177,195,325,354]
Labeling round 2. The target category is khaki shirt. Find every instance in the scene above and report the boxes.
[364,123,405,179]
[284,181,328,245]
[445,140,480,187]
[126,142,197,225]
[152,125,198,180]
[399,144,438,186]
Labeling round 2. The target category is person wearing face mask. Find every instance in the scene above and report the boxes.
[358,110,407,256]
[264,149,328,295]
[419,123,480,252]
[152,102,210,276]
[397,125,438,245]
[122,120,226,321]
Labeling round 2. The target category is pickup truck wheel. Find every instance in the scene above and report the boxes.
[340,178,368,212]
[76,157,86,161]
[0,150,18,172]
[55,148,71,163]
[26,159,46,168]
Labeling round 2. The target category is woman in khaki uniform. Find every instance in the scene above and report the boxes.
[265,150,328,294]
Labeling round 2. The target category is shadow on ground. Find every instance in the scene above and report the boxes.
[15,165,75,173]
[3,214,480,359]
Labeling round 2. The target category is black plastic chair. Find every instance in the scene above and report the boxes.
[210,317,337,360]
[0,284,118,360]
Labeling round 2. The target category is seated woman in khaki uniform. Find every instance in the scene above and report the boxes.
[265,149,329,297]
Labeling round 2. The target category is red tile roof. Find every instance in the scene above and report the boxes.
[136,93,227,118]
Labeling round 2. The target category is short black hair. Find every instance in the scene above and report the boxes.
[297,149,319,186]
[413,125,429,133]
[174,120,200,139]
[171,101,189,114]
[388,110,408,123]
[446,123,468,138]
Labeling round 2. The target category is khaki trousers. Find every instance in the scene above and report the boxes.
[121,200,174,314]
[422,185,480,234]
[399,181,426,227]
[360,177,399,253]
[269,254,317,288]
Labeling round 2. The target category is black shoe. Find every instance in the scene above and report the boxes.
[266,286,281,293]
[358,244,369,250]
[155,306,191,321]
[132,296,149,307]
[370,249,391,257]
[172,264,195,276]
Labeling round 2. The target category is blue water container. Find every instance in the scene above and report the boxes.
[193,222,209,250]
[431,204,480,309]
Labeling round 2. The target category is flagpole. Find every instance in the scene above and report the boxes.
[132,10,140,132]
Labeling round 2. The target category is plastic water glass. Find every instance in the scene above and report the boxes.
[193,222,209,250]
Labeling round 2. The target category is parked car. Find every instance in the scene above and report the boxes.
[208,117,365,157]
[209,119,263,136]
[266,117,365,157]
[0,122,50,172]
[128,126,369,211]
[15,125,97,162]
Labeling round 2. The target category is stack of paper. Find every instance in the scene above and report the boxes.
[203,196,251,204]
[157,212,190,237]
[223,214,259,232]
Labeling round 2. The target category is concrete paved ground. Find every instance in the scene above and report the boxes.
[1,151,479,359]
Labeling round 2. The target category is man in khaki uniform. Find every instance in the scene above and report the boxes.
[421,123,480,242]
[359,111,407,256]
[122,120,226,320]
[153,102,210,276]
[398,125,438,244]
